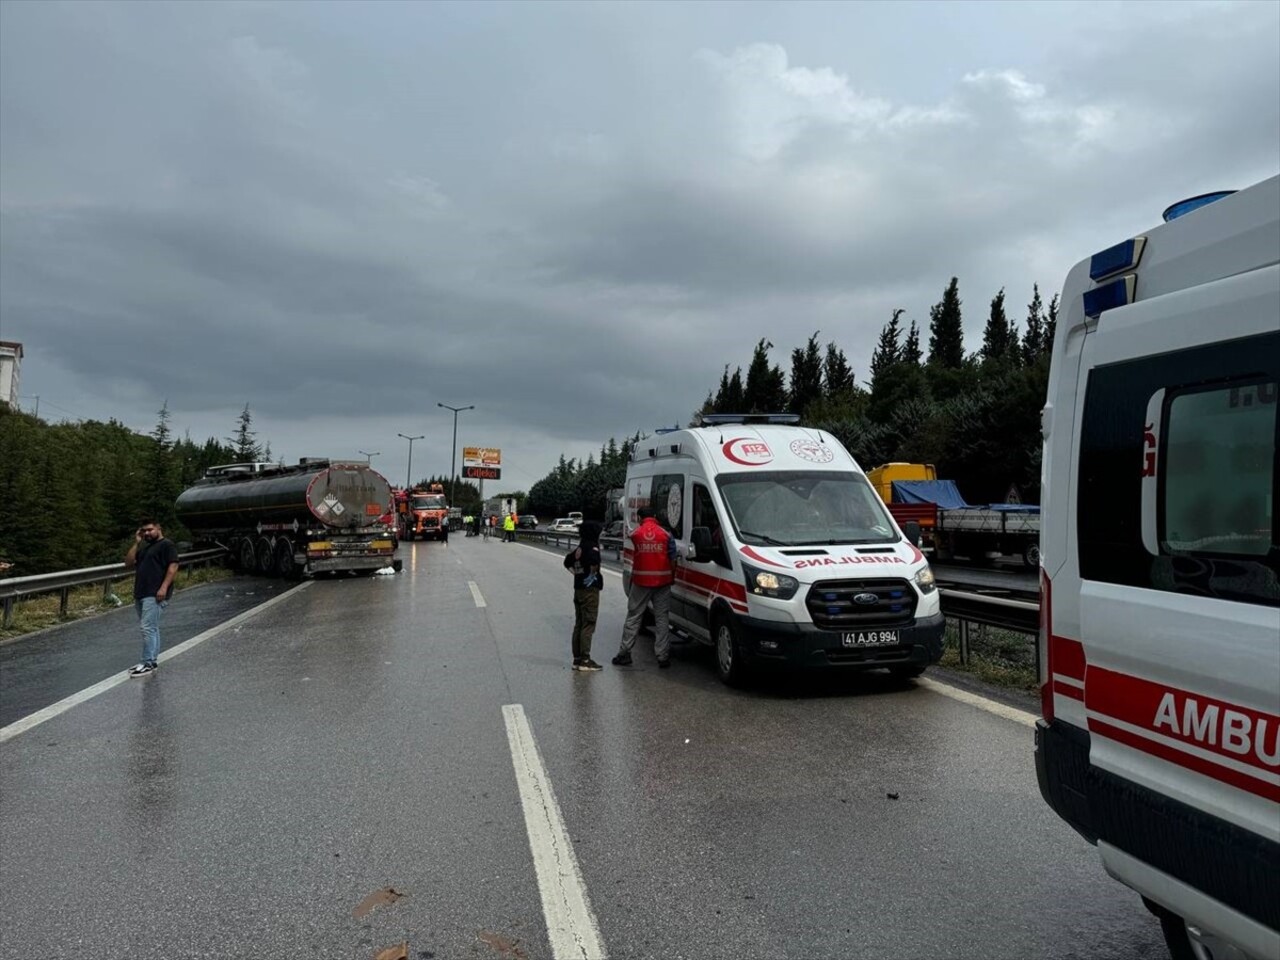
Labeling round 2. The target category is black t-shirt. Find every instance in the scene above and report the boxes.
[564,543,603,591]
[134,538,179,600]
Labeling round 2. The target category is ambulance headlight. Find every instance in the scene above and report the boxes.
[742,562,799,600]
[914,565,937,595]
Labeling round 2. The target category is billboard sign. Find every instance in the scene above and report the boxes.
[463,447,502,468]
[464,465,501,480]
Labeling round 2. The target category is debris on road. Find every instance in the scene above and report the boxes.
[887,792,900,800]
[353,887,405,918]
[477,931,527,959]
[375,943,409,960]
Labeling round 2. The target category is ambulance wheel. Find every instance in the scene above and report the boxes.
[1022,540,1041,569]
[714,613,748,687]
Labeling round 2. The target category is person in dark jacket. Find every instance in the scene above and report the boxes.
[123,519,179,677]
[564,521,604,671]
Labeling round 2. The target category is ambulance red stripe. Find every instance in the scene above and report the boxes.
[1087,717,1280,804]
[1050,634,1086,681]
[1086,666,1280,776]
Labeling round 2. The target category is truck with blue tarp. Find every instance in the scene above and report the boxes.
[868,463,1041,568]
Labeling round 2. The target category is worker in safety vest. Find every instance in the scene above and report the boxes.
[613,506,676,669]
[503,513,516,542]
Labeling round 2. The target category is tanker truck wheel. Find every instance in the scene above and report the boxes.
[238,539,256,573]
[274,539,299,580]
[255,537,276,577]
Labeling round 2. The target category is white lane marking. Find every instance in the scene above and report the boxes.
[917,676,1037,729]
[0,582,313,745]
[502,704,606,960]
[468,581,487,607]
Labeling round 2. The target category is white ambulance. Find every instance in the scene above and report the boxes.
[622,415,945,685]
[1036,176,1279,960]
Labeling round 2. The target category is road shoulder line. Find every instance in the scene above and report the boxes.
[0,581,313,744]
[917,675,1037,728]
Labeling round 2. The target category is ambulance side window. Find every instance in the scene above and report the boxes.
[692,483,729,568]
[1077,331,1279,607]
[1161,381,1276,558]
[651,473,684,539]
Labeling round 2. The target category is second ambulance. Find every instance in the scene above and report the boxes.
[622,414,945,685]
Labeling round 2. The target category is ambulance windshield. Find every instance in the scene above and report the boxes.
[716,471,897,546]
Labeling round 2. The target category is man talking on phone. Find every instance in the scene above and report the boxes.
[123,519,179,677]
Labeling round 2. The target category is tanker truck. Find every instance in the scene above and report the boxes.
[175,459,400,578]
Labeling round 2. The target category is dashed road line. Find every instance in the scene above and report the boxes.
[0,582,313,744]
[502,703,606,960]
[468,581,487,607]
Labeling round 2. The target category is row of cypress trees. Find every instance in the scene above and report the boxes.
[527,278,1058,517]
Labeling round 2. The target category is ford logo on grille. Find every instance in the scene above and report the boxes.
[853,593,879,605]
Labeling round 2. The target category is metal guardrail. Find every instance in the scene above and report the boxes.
[0,548,228,627]
[937,587,1039,666]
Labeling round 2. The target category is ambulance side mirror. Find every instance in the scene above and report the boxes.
[903,521,922,547]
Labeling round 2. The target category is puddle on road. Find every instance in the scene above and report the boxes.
[353,887,405,918]
[477,931,527,959]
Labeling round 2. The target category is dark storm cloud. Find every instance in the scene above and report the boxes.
[1,0,1276,485]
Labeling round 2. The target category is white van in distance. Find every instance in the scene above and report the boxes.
[1036,176,1279,960]
[622,414,945,685]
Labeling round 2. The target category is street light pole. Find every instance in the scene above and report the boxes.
[358,450,380,464]
[437,402,474,508]
[397,433,423,490]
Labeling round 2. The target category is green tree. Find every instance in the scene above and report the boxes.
[146,401,179,531]
[1045,292,1059,352]
[902,320,923,367]
[1022,284,1046,365]
[742,339,787,413]
[714,365,745,412]
[227,404,261,461]
[980,288,1019,368]
[787,332,825,419]
[823,342,855,402]
[927,277,965,369]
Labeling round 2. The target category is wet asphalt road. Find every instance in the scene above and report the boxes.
[0,576,294,726]
[0,537,1168,960]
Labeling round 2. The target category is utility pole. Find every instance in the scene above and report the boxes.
[437,402,474,509]
[358,450,380,464]
[397,433,423,490]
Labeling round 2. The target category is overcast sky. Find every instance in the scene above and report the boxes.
[2,0,1277,492]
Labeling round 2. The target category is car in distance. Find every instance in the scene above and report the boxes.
[549,518,580,533]
[602,519,624,539]
[517,514,538,529]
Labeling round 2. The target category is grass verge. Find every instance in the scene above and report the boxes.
[939,619,1038,694]
[0,565,235,644]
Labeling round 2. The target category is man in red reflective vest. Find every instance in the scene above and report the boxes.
[613,506,677,669]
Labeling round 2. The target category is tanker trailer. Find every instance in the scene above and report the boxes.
[175,459,400,578]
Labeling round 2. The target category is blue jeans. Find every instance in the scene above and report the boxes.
[135,597,167,665]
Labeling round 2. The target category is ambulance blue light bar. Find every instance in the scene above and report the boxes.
[1082,275,1136,319]
[1089,237,1146,281]
[1162,191,1235,222]
[699,413,800,425]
